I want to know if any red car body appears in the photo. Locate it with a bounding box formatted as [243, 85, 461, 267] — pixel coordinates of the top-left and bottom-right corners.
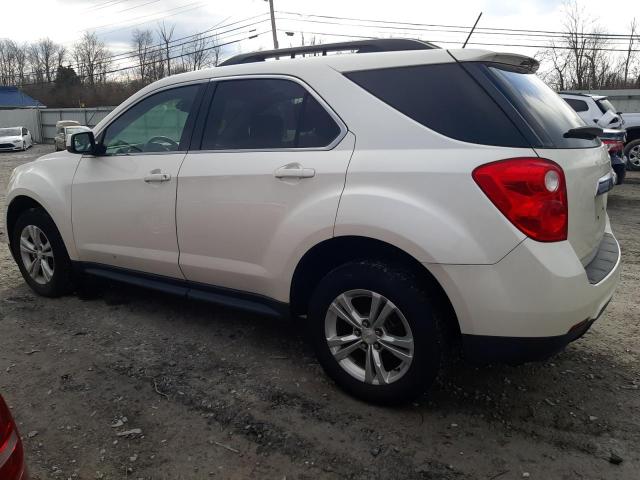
[0, 394, 27, 480]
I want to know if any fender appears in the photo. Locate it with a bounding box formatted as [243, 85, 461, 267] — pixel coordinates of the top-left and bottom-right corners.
[5, 152, 81, 260]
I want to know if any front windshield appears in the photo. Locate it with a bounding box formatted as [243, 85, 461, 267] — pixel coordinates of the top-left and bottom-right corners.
[0, 128, 21, 137]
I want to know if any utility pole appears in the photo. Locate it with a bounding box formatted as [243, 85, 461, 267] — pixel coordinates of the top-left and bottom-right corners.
[266, 0, 279, 49]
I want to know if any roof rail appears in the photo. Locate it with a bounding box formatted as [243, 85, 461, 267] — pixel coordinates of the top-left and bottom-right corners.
[220, 38, 439, 66]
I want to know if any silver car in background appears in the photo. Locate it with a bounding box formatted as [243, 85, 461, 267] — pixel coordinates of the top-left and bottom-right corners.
[54, 123, 90, 151]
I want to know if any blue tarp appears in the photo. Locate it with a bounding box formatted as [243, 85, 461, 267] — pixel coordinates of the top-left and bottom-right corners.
[0, 86, 45, 108]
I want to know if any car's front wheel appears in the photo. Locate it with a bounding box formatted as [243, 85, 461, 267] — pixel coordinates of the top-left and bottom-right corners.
[11, 208, 74, 297]
[309, 261, 446, 404]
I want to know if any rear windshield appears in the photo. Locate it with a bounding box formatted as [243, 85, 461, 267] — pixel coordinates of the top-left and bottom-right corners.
[596, 98, 616, 114]
[344, 63, 529, 147]
[487, 66, 599, 148]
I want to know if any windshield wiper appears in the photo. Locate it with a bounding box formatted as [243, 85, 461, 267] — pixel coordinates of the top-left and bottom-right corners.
[563, 126, 603, 140]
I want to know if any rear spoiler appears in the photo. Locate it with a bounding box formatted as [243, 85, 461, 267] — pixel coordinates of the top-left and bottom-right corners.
[448, 50, 539, 74]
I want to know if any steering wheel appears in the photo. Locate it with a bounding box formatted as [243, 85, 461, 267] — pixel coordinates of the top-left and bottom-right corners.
[110, 139, 143, 154]
[146, 136, 179, 151]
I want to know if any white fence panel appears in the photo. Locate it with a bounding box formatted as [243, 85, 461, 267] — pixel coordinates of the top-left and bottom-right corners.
[39, 107, 115, 143]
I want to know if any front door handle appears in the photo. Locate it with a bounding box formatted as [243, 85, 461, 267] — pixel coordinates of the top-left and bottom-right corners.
[144, 171, 171, 183]
[274, 163, 315, 179]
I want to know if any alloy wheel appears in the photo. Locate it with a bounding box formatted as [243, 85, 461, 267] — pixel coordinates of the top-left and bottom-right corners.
[629, 145, 640, 169]
[19, 225, 55, 285]
[324, 289, 414, 385]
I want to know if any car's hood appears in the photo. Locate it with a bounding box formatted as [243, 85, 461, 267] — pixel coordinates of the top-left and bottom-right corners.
[0, 136, 21, 143]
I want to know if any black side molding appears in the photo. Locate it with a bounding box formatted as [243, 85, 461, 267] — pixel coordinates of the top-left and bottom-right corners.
[76, 262, 289, 318]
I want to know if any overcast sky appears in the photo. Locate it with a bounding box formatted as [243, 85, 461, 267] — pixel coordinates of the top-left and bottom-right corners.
[4, 0, 639, 67]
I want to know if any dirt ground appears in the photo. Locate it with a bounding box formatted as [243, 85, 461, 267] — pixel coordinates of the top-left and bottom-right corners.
[1, 144, 639, 480]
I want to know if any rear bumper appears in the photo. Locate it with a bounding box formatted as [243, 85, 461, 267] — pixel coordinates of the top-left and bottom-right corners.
[428, 227, 621, 363]
[461, 305, 605, 364]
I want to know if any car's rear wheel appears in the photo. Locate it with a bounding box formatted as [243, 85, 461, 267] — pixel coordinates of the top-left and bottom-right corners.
[625, 139, 640, 171]
[11, 208, 74, 297]
[309, 261, 446, 405]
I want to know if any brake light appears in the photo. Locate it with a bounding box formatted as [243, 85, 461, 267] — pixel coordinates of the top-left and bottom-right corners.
[472, 157, 568, 242]
[0, 396, 25, 480]
[601, 139, 624, 152]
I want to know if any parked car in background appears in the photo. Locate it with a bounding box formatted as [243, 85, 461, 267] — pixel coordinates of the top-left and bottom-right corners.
[559, 92, 624, 129]
[560, 92, 640, 170]
[4, 40, 621, 403]
[601, 129, 627, 185]
[0, 127, 33, 152]
[54, 125, 90, 151]
[0, 394, 27, 479]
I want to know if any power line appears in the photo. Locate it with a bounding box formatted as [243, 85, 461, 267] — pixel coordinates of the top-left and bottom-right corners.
[277, 10, 640, 39]
[278, 29, 640, 53]
[276, 13, 638, 45]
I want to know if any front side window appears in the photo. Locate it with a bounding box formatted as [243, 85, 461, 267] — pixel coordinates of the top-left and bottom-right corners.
[102, 84, 199, 155]
[22, 128, 28, 135]
[201, 78, 341, 150]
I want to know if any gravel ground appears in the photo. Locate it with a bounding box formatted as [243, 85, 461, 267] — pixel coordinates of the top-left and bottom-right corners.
[1, 144, 639, 480]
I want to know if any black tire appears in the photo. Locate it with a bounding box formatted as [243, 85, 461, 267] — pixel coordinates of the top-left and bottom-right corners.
[612, 163, 626, 185]
[11, 208, 74, 297]
[624, 139, 640, 171]
[309, 260, 446, 405]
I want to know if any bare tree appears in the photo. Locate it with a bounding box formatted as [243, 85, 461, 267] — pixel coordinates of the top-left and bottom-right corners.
[181, 33, 219, 71]
[73, 31, 111, 85]
[539, 1, 638, 90]
[157, 21, 175, 75]
[132, 29, 154, 83]
[623, 18, 638, 85]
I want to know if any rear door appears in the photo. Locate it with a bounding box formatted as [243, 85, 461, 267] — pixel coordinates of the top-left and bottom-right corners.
[176, 76, 353, 298]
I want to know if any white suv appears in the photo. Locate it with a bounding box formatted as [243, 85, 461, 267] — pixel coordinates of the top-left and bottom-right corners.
[3, 40, 621, 404]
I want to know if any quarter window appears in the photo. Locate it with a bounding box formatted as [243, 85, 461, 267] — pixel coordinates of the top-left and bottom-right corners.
[200, 78, 341, 150]
[564, 98, 589, 113]
[102, 84, 199, 155]
[345, 63, 529, 147]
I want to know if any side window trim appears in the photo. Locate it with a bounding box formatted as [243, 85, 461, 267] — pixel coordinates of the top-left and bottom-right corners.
[190, 74, 348, 153]
[94, 81, 208, 156]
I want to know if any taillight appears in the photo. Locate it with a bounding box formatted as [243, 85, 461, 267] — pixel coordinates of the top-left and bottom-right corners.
[601, 139, 624, 152]
[0, 396, 25, 480]
[472, 157, 568, 242]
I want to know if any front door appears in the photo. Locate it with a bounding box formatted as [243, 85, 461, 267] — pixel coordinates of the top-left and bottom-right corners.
[72, 83, 203, 278]
[177, 77, 353, 300]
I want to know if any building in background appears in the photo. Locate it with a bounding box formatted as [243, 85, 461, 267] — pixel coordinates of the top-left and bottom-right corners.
[0, 86, 46, 109]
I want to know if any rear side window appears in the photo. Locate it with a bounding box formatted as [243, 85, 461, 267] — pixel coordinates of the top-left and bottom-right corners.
[201, 78, 341, 150]
[345, 63, 528, 147]
[564, 98, 589, 112]
[487, 67, 598, 148]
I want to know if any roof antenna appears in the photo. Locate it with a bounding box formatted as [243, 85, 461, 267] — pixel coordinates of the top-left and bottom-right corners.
[462, 12, 483, 48]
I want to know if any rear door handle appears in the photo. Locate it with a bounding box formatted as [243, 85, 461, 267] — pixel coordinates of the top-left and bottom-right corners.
[144, 171, 171, 183]
[274, 163, 315, 179]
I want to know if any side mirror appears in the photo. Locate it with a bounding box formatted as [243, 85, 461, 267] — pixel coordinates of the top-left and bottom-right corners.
[67, 131, 98, 155]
